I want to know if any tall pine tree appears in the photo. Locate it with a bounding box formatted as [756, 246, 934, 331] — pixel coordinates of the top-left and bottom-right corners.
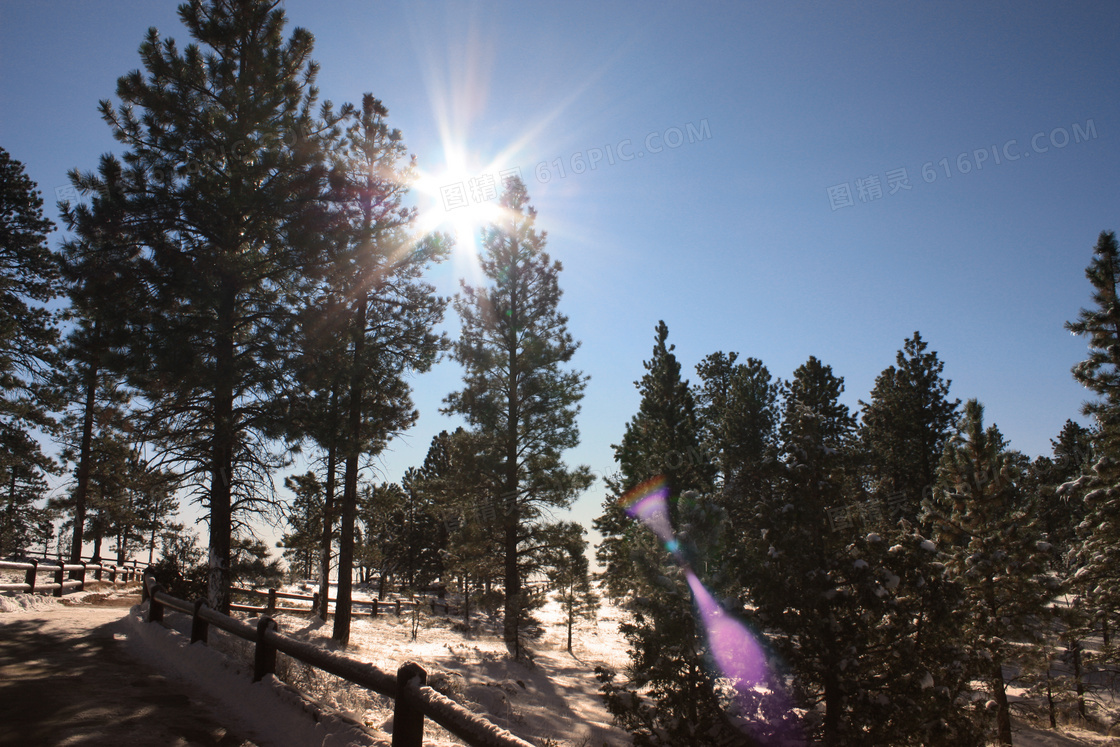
[444, 177, 591, 657]
[1065, 230, 1120, 652]
[924, 400, 1053, 745]
[96, 0, 333, 611]
[57, 153, 143, 563]
[860, 332, 959, 521]
[0, 146, 60, 536]
[318, 93, 448, 645]
[594, 324, 749, 745]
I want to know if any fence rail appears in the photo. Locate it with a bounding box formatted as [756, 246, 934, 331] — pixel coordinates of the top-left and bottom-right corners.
[0, 558, 144, 596]
[229, 586, 458, 618]
[144, 576, 534, 747]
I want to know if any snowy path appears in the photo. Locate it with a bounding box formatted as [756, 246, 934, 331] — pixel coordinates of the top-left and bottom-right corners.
[0, 593, 258, 747]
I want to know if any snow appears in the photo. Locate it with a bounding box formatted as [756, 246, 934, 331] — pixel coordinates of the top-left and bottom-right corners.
[920, 539, 937, 552]
[0, 591, 59, 613]
[114, 603, 386, 747]
[265, 589, 632, 746]
[109, 583, 629, 745]
[10, 582, 1116, 747]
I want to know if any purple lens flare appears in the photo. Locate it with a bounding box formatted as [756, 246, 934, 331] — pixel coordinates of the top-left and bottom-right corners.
[618, 475, 802, 742]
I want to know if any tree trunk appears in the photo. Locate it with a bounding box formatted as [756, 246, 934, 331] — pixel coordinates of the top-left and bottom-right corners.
[208, 281, 236, 614]
[4, 472, 16, 555]
[991, 658, 1013, 745]
[566, 589, 574, 653]
[1046, 671, 1056, 728]
[823, 665, 841, 746]
[70, 322, 101, 564]
[316, 385, 340, 620]
[502, 288, 522, 656]
[463, 573, 471, 626]
[502, 501, 521, 657]
[332, 294, 367, 646]
[1072, 640, 1086, 719]
[90, 526, 103, 563]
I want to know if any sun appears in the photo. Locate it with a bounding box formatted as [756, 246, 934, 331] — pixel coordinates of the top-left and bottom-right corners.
[414, 143, 512, 263]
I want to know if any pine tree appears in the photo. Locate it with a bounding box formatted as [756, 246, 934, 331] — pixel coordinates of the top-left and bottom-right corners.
[593, 325, 746, 745]
[0, 146, 60, 524]
[541, 521, 598, 653]
[355, 481, 406, 594]
[95, 0, 334, 612]
[444, 177, 591, 657]
[1065, 230, 1120, 653]
[755, 356, 862, 744]
[0, 445, 54, 557]
[57, 153, 144, 563]
[860, 332, 959, 520]
[130, 453, 179, 565]
[318, 93, 448, 645]
[285, 295, 348, 619]
[594, 321, 713, 600]
[693, 351, 780, 586]
[397, 466, 447, 590]
[421, 428, 502, 625]
[280, 471, 323, 581]
[694, 351, 779, 495]
[924, 400, 1054, 745]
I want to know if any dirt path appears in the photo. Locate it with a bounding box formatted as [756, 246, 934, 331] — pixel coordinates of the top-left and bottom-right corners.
[0, 594, 259, 747]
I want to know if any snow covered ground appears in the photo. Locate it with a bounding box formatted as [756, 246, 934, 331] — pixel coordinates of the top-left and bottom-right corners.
[5, 582, 1118, 745]
[263, 586, 632, 746]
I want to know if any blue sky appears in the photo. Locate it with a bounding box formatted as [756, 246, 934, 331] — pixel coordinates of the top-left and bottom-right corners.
[2, 1, 1118, 550]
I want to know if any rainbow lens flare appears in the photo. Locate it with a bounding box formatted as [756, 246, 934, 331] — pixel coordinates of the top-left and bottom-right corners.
[618, 476, 679, 554]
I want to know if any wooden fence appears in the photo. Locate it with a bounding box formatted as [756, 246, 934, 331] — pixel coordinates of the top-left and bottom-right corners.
[143, 575, 534, 747]
[230, 586, 457, 618]
[0, 558, 144, 596]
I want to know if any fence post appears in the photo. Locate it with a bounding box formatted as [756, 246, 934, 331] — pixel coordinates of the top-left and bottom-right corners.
[266, 588, 277, 615]
[147, 581, 165, 623]
[191, 599, 210, 644]
[78, 562, 88, 591]
[392, 662, 427, 747]
[371, 599, 378, 617]
[312, 591, 319, 617]
[395, 599, 401, 616]
[253, 617, 278, 682]
[53, 564, 65, 597]
[24, 560, 37, 594]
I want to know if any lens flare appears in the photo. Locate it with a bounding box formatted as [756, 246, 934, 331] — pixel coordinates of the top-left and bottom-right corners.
[620, 475, 802, 742]
[618, 476, 678, 551]
[684, 570, 768, 688]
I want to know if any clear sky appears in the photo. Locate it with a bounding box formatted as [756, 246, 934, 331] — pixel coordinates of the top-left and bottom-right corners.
[2, 1, 1118, 552]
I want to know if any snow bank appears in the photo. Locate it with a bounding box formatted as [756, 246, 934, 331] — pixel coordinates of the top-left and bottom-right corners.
[115, 605, 390, 747]
[0, 592, 59, 614]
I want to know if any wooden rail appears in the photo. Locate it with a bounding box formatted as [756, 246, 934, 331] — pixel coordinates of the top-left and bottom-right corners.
[229, 586, 458, 617]
[0, 558, 143, 596]
[143, 576, 534, 747]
